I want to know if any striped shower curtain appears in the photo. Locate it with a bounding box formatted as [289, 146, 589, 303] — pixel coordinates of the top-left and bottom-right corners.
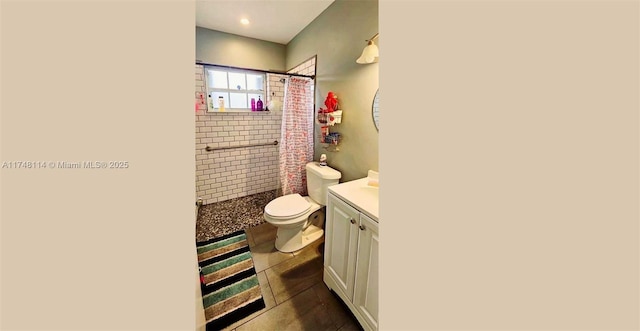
[279, 76, 314, 196]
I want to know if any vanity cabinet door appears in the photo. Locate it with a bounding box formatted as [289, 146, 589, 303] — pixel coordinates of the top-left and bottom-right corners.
[353, 213, 379, 331]
[324, 193, 360, 300]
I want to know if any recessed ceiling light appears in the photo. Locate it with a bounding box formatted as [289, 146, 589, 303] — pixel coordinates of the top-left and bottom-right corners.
[240, 18, 250, 25]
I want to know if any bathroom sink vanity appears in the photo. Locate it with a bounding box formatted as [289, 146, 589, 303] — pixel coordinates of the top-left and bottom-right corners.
[323, 175, 379, 331]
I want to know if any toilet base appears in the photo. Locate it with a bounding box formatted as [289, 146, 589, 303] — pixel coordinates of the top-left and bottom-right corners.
[274, 224, 324, 253]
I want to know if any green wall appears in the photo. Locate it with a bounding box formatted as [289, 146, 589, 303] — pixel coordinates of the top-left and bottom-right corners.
[196, 27, 286, 71]
[286, 0, 379, 182]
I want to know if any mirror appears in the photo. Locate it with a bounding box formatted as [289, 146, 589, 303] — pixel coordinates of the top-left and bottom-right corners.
[372, 89, 379, 131]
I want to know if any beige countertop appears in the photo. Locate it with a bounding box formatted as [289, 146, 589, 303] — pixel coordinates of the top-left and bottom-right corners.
[328, 177, 379, 221]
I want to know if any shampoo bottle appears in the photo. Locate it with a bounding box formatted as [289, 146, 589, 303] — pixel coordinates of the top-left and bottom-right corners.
[218, 96, 225, 112]
[256, 96, 263, 111]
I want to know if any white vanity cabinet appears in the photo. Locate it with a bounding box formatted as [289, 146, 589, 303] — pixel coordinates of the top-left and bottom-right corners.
[324, 193, 360, 300]
[352, 212, 379, 330]
[323, 178, 379, 331]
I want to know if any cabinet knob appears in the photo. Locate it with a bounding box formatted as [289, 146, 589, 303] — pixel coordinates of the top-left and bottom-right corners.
[359, 225, 365, 231]
[350, 218, 356, 224]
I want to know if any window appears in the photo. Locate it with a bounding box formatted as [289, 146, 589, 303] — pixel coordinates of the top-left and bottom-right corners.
[204, 65, 266, 112]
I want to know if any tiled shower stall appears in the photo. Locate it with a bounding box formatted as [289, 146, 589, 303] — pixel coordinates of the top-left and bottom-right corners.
[195, 57, 316, 205]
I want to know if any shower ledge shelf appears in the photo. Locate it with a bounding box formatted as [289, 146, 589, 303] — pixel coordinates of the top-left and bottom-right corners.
[207, 110, 272, 113]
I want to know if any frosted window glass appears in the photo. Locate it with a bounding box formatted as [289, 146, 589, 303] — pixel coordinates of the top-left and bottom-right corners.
[246, 74, 264, 91]
[229, 93, 247, 108]
[208, 70, 228, 89]
[204, 65, 268, 111]
[228, 73, 246, 90]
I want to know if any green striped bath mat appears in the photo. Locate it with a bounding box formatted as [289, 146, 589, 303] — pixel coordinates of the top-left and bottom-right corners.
[197, 231, 265, 330]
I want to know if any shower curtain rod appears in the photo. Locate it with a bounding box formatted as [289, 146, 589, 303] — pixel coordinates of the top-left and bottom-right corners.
[196, 61, 315, 79]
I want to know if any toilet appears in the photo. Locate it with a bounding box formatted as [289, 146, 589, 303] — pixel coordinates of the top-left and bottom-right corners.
[264, 162, 341, 252]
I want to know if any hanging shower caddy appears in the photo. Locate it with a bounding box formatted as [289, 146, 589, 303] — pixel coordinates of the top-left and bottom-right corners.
[317, 91, 342, 150]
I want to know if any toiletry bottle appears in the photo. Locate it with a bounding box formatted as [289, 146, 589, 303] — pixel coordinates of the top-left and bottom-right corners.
[218, 96, 225, 112]
[256, 96, 263, 111]
[251, 98, 256, 111]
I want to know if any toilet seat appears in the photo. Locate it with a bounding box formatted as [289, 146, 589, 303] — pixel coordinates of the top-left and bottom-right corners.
[264, 194, 311, 220]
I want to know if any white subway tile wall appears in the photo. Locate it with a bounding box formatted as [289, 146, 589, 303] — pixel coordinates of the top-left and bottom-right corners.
[267, 73, 286, 113]
[195, 58, 315, 205]
[288, 57, 316, 76]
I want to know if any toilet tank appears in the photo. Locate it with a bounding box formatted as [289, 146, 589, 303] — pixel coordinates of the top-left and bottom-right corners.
[306, 162, 341, 205]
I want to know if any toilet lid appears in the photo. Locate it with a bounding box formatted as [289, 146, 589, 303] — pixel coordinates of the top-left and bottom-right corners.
[265, 194, 311, 219]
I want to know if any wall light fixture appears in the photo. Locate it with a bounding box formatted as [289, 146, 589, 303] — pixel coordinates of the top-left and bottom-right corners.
[356, 33, 379, 64]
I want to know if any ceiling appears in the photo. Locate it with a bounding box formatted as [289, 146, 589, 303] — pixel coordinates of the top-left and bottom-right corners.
[196, 1, 335, 45]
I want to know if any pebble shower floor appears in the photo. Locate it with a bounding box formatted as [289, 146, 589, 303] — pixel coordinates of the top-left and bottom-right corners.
[196, 190, 277, 242]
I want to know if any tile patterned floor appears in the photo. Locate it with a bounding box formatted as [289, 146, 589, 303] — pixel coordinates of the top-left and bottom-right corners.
[226, 222, 363, 331]
[196, 191, 363, 331]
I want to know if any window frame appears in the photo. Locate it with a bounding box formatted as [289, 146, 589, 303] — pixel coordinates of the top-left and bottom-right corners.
[203, 65, 266, 113]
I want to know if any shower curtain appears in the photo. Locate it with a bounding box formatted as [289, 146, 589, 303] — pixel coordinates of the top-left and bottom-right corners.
[279, 76, 314, 196]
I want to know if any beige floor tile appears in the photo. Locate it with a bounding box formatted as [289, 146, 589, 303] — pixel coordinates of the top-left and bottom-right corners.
[245, 229, 256, 247]
[257, 270, 277, 310]
[265, 242, 325, 305]
[292, 236, 325, 258]
[250, 240, 294, 273]
[199, 195, 358, 331]
[311, 283, 363, 331]
[248, 222, 277, 246]
[337, 321, 364, 331]
[236, 286, 337, 331]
